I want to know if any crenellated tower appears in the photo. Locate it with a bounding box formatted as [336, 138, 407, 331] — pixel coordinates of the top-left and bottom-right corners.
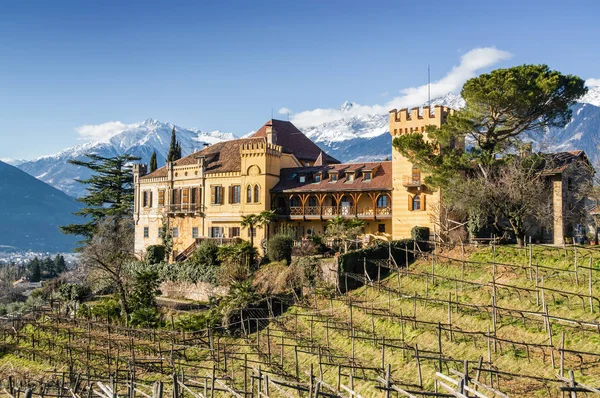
[389, 105, 457, 239]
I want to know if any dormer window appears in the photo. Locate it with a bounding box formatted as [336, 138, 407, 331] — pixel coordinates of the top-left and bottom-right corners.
[329, 172, 338, 182]
[299, 175, 306, 183]
[363, 171, 372, 181]
[314, 173, 322, 183]
[346, 172, 355, 183]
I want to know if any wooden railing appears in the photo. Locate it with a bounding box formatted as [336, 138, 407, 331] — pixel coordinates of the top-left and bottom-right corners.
[402, 175, 423, 187]
[165, 204, 203, 214]
[285, 206, 392, 218]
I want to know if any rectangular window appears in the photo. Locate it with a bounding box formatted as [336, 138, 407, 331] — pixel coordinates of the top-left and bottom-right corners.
[346, 173, 355, 182]
[143, 227, 149, 238]
[230, 185, 241, 204]
[330, 173, 338, 182]
[363, 172, 371, 181]
[191, 187, 198, 204]
[172, 227, 179, 238]
[229, 227, 240, 238]
[247, 227, 256, 238]
[158, 190, 165, 206]
[182, 188, 190, 204]
[314, 174, 321, 183]
[378, 224, 386, 233]
[211, 186, 223, 205]
[211, 227, 224, 238]
[192, 227, 199, 239]
[143, 191, 153, 207]
[299, 175, 306, 183]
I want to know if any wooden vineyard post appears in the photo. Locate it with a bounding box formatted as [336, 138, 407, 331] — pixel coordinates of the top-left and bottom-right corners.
[574, 244, 579, 286]
[437, 322, 443, 372]
[415, 344, 423, 388]
[448, 293, 453, 342]
[560, 331, 565, 377]
[590, 258, 594, 314]
[528, 236, 533, 280]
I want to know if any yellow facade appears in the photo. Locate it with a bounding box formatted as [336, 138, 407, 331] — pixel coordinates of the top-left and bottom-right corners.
[134, 133, 303, 259]
[388, 105, 455, 239]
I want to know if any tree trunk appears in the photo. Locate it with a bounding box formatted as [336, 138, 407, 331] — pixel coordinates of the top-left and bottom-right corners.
[116, 281, 129, 318]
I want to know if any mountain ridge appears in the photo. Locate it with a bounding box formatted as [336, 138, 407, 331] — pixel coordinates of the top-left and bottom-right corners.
[15, 88, 600, 196]
[0, 160, 81, 251]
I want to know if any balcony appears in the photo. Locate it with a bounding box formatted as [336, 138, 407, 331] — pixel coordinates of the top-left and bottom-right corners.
[402, 175, 423, 188]
[164, 204, 203, 215]
[285, 206, 391, 219]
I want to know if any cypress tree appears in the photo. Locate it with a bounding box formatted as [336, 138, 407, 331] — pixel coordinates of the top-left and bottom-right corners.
[167, 127, 182, 162]
[60, 153, 140, 247]
[54, 254, 67, 274]
[149, 151, 158, 173]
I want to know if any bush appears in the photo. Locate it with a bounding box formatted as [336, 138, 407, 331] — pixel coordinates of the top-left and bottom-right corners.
[268, 234, 294, 264]
[91, 297, 121, 321]
[175, 312, 218, 331]
[217, 242, 258, 285]
[129, 307, 162, 328]
[146, 245, 166, 264]
[411, 226, 430, 242]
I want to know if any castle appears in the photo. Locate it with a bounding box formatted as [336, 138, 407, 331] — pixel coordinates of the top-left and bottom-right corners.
[133, 106, 593, 259]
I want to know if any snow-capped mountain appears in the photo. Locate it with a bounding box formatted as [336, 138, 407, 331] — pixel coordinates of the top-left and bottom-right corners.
[310, 89, 600, 164]
[17, 119, 235, 197]
[307, 93, 464, 162]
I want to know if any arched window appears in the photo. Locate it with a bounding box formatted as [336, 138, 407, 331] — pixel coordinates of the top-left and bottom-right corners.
[412, 194, 421, 211]
[254, 185, 260, 203]
[290, 196, 301, 207]
[246, 185, 252, 203]
[377, 195, 388, 208]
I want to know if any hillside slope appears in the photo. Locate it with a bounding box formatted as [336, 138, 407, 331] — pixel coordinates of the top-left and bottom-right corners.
[0, 160, 81, 251]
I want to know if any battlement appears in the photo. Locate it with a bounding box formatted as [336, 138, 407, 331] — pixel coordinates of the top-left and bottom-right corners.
[240, 141, 282, 157]
[132, 163, 147, 177]
[388, 105, 454, 136]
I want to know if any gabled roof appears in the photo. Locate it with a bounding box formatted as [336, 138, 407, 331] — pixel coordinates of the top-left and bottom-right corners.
[540, 150, 593, 175]
[272, 161, 392, 193]
[141, 138, 264, 179]
[251, 119, 340, 164]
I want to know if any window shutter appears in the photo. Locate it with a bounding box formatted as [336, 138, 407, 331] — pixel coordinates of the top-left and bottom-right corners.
[149, 191, 153, 207]
[422, 194, 426, 211]
[229, 186, 233, 204]
[408, 195, 412, 211]
[211, 187, 216, 204]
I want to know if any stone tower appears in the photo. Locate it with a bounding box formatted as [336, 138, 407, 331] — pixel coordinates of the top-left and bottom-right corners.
[388, 105, 456, 239]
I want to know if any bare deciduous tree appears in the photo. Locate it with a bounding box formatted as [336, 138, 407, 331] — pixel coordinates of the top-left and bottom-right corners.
[80, 217, 135, 317]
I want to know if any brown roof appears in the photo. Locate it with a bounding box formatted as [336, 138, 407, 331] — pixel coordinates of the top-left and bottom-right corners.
[271, 161, 393, 193]
[541, 150, 591, 174]
[141, 138, 264, 179]
[251, 119, 340, 164]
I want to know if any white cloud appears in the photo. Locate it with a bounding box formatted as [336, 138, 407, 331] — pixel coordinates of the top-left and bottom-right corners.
[291, 47, 513, 128]
[586, 78, 600, 87]
[278, 107, 293, 115]
[76, 121, 133, 142]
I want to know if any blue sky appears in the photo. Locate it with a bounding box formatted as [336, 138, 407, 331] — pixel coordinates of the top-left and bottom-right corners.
[0, 0, 599, 159]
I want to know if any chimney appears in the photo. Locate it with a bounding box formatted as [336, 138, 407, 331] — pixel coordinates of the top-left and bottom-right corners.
[266, 123, 276, 145]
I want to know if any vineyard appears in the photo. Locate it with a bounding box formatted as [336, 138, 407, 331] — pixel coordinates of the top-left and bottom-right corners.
[1, 242, 600, 397]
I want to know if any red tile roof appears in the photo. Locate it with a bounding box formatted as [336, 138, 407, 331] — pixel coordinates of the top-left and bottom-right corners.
[271, 161, 393, 193]
[141, 138, 264, 179]
[251, 119, 340, 164]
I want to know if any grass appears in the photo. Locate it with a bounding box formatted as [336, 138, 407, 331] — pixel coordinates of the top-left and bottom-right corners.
[2, 244, 600, 397]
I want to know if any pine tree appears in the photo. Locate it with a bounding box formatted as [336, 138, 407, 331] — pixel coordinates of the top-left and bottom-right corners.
[149, 151, 158, 173]
[60, 153, 140, 246]
[167, 127, 182, 162]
